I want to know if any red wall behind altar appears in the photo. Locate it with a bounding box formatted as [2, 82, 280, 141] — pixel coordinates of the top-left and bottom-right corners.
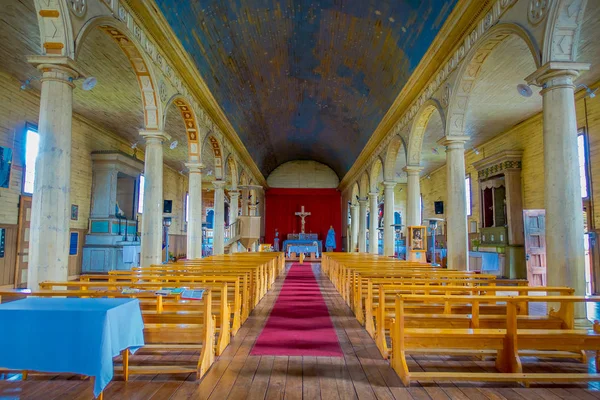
[265, 188, 342, 251]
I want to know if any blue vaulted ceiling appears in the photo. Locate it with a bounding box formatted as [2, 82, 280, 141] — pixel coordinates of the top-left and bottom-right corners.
[155, 0, 458, 178]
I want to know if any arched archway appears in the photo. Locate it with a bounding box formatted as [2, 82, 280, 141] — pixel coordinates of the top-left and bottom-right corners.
[164, 95, 201, 162]
[75, 18, 163, 131]
[34, 0, 74, 58]
[543, 0, 589, 63]
[226, 155, 239, 190]
[359, 172, 370, 199]
[369, 157, 384, 193]
[407, 99, 446, 166]
[446, 23, 541, 137]
[384, 135, 407, 182]
[203, 133, 224, 180]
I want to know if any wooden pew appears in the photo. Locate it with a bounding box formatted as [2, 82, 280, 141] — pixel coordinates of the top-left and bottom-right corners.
[39, 280, 232, 356]
[80, 273, 245, 335]
[0, 288, 216, 381]
[371, 285, 575, 358]
[390, 294, 600, 386]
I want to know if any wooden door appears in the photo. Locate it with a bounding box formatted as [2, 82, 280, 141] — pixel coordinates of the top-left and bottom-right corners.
[523, 209, 546, 286]
[14, 196, 32, 288]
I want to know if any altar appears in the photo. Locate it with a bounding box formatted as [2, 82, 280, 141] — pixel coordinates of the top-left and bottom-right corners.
[283, 206, 323, 260]
[283, 233, 323, 257]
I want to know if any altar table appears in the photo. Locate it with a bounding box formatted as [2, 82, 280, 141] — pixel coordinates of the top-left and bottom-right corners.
[283, 240, 323, 256]
[287, 244, 320, 258]
[0, 297, 145, 397]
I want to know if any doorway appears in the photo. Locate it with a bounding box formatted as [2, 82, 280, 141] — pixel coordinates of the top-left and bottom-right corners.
[14, 196, 32, 288]
[523, 209, 546, 287]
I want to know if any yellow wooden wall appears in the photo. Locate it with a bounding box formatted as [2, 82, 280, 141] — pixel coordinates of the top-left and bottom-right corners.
[420, 83, 600, 231]
[0, 72, 189, 282]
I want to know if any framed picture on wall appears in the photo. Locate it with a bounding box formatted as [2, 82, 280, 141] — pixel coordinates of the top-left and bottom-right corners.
[0, 146, 13, 189]
[408, 226, 426, 252]
[71, 204, 79, 221]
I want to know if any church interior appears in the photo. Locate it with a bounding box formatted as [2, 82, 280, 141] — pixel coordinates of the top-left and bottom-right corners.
[1, 0, 600, 398]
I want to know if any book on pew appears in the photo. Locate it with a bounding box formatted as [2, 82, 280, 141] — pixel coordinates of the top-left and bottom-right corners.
[181, 289, 205, 300]
[154, 288, 185, 296]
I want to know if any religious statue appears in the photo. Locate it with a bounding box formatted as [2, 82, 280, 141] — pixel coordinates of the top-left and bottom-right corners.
[326, 225, 336, 252]
[295, 205, 311, 234]
[412, 228, 423, 250]
[274, 228, 280, 252]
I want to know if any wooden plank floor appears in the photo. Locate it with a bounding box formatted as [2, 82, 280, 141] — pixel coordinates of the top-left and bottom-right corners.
[2, 263, 600, 399]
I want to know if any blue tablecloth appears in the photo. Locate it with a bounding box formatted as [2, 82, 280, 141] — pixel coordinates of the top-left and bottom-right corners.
[287, 245, 320, 258]
[0, 297, 145, 396]
[283, 239, 323, 255]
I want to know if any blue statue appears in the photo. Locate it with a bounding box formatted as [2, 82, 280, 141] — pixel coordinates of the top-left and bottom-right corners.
[326, 225, 336, 252]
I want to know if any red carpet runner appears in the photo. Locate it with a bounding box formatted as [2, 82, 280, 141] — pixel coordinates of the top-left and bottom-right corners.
[250, 263, 343, 356]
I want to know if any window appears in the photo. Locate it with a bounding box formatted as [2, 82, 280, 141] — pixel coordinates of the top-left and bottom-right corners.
[137, 175, 145, 214]
[69, 232, 79, 256]
[465, 175, 472, 216]
[578, 132, 589, 199]
[185, 192, 189, 223]
[23, 127, 40, 194]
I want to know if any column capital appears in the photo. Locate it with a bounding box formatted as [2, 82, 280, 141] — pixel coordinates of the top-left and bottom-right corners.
[212, 180, 227, 190]
[140, 130, 171, 143]
[358, 197, 369, 205]
[438, 135, 469, 149]
[185, 162, 205, 173]
[229, 190, 241, 197]
[350, 203, 359, 210]
[27, 55, 88, 86]
[368, 192, 379, 198]
[383, 181, 397, 189]
[403, 165, 423, 175]
[525, 61, 591, 89]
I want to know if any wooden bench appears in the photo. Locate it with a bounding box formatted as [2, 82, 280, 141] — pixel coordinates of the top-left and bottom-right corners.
[370, 285, 575, 358]
[390, 294, 600, 386]
[0, 288, 216, 381]
[39, 280, 232, 356]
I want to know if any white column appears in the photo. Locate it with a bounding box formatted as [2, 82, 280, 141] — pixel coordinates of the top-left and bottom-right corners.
[229, 190, 240, 226]
[358, 198, 368, 253]
[186, 162, 203, 259]
[383, 181, 396, 257]
[249, 203, 258, 252]
[527, 62, 590, 319]
[241, 187, 249, 216]
[228, 190, 240, 253]
[404, 165, 423, 227]
[350, 204, 359, 252]
[212, 180, 226, 255]
[369, 192, 379, 254]
[26, 58, 83, 289]
[140, 130, 171, 267]
[440, 136, 469, 271]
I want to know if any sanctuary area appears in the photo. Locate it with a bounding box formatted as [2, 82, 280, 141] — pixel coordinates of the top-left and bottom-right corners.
[0, 0, 600, 399]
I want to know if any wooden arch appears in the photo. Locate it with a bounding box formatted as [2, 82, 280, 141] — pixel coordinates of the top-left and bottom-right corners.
[446, 23, 541, 137]
[75, 17, 163, 130]
[543, 0, 589, 63]
[383, 135, 407, 182]
[359, 172, 370, 199]
[369, 157, 384, 193]
[406, 99, 445, 166]
[203, 133, 224, 180]
[164, 95, 201, 162]
[226, 155, 239, 189]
